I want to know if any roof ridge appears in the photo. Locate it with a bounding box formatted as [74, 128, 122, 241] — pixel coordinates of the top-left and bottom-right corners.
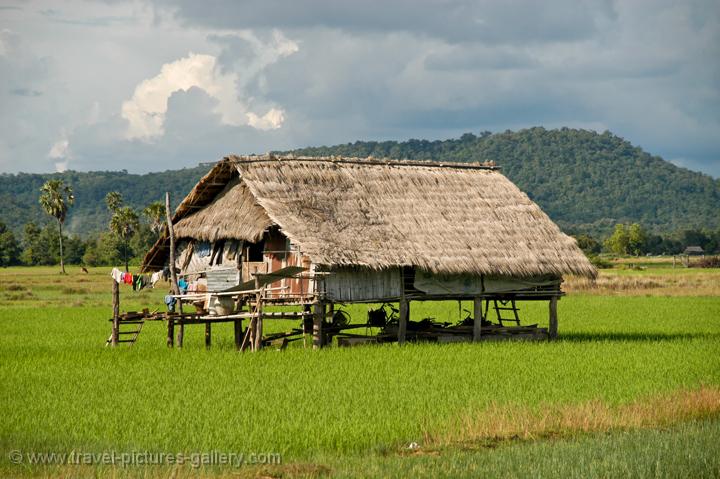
[224, 154, 500, 171]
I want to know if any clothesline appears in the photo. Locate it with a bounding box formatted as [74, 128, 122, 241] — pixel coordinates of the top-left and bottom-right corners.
[110, 267, 165, 291]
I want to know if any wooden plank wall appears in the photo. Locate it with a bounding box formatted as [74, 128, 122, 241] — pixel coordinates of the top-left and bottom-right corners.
[325, 267, 401, 302]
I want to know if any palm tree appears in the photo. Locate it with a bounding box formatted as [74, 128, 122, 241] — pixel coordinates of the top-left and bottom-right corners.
[106, 192, 139, 272]
[142, 201, 166, 238]
[39, 179, 74, 274]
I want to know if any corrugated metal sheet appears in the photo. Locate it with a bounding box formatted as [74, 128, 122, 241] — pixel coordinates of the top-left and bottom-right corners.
[207, 268, 240, 292]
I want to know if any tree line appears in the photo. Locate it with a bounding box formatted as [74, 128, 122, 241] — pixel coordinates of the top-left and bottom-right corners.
[0, 180, 718, 270]
[0, 179, 166, 271]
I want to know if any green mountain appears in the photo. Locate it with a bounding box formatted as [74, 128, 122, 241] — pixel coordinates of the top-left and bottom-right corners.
[1, 128, 718, 239]
[283, 128, 720, 236]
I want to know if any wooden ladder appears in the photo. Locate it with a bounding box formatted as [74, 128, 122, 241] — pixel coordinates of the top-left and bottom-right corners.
[105, 319, 145, 346]
[487, 299, 521, 327]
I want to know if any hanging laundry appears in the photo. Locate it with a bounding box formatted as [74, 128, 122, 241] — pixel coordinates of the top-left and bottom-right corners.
[162, 266, 170, 281]
[133, 274, 148, 291]
[164, 294, 176, 313]
[123, 272, 133, 285]
[150, 271, 163, 287]
[178, 278, 189, 294]
[110, 267, 123, 284]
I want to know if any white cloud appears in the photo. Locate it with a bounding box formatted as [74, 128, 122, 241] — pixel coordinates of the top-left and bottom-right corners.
[120, 31, 298, 140]
[48, 138, 70, 172]
[247, 108, 285, 130]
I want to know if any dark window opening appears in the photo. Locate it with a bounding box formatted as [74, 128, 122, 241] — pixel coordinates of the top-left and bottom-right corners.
[247, 240, 265, 262]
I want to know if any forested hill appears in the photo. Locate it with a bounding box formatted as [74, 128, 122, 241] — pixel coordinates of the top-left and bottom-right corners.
[284, 128, 720, 236]
[0, 166, 207, 236]
[0, 128, 718, 238]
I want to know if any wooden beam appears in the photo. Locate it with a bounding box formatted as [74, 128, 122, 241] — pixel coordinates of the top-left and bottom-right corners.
[312, 302, 325, 350]
[549, 297, 558, 339]
[473, 297, 483, 342]
[111, 279, 119, 347]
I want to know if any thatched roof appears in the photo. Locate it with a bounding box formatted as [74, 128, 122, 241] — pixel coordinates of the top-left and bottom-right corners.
[142, 155, 596, 278]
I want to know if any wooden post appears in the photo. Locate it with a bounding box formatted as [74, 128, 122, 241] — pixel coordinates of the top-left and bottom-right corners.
[313, 302, 325, 349]
[111, 279, 120, 346]
[165, 192, 180, 348]
[397, 268, 408, 344]
[165, 192, 180, 294]
[473, 296, 483, 342]
[177, 320, 184, 348]
[205, 322, 212, 349]
[398, 299, 408, 345]
[549, 297, 558, 339]
[167, 316, 175, 347]
[234, 320, 242, 350]
[253, 277, 264, 351]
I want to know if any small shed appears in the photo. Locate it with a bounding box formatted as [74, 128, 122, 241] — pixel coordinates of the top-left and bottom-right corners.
[141, 155, 596, 348]
[683, 246, 704, 256]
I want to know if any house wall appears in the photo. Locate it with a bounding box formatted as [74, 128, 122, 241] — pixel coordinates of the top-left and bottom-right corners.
[324, 267, 402, 302]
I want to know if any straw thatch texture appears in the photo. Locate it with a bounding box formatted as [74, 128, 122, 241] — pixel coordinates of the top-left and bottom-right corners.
[173, 177, 272, 243]
[141, 159, 238, 271]
[232, 156, 596, 278]
[143, 155, 596, 279]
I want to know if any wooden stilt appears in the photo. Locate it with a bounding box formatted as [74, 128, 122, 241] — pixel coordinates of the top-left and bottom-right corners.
[205, 322, 211, 349]
[473, 296, 483, 342]
[111, 280, 120, 347]
[398, 298, 408, 345]
[398, 268, 408, 344]
[549, 297, 558, 339]
[313, 302, 325, 349]
[177, 321, 184, 348]
[234, 320, 242, 350]
[253, 277, 264, 351]
[167, 316, 175, 347]
[165, 192, 180, 296]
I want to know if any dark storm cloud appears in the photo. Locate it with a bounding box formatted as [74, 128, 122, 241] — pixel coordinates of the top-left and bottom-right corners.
[153, 0, 616, 44]
[0, 0, 718, 178]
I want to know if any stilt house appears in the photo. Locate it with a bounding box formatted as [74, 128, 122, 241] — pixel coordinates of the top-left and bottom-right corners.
[141, 155, 596, 347]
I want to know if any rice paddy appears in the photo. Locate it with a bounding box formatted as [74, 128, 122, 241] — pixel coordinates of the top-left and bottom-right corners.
[0, 266, 719, 477]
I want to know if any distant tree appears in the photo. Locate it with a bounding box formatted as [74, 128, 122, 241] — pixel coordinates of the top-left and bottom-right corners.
[105, 191, 123, 212]
[106, 192, 139, 272]
[142, 201, 166, 238]
[604, 224, 630, 255]
[0, 221, 21, 266]
[39, 179, 74, 273]
[574, 234, 601, 255]
[20, 223, 42, 265]
[627, 223, 647, 256]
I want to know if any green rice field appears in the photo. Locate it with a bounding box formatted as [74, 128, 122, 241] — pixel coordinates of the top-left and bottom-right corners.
[0, 266, 719, 477]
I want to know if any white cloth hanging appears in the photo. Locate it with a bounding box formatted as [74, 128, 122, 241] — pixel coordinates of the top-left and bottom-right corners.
[110, 267, 123, 284]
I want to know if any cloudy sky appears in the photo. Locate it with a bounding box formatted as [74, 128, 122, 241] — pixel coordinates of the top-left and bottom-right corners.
[1, 1, 718, 177]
